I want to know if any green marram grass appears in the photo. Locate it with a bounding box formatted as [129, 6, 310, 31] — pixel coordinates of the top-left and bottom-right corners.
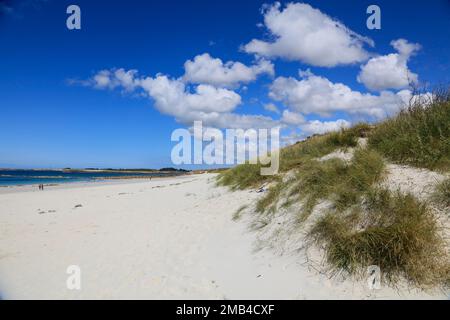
[308, 189, 449, 287]
[216, 163, 269, 190]
[217, 123, 372, 190]
[369, 90, 450, 171]
[232, 205, 248, 221]
[432, 178, 450, 209]
[257, 148, 385, 221]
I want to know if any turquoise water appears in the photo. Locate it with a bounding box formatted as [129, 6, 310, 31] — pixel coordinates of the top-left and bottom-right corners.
[0, 170, 175, 186]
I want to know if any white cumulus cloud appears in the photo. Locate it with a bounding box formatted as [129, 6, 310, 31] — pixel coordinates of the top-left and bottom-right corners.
[243, 2, 373, 67]
[357, 39, 421, 91]
[269, 70, 412, 119]
[300, 119, 351, 136]
[85, 69, 277, 129]
[183, 53, 274, 88]
[263, 103, 280, 114]
[139, 75, 241, 115]
[281, 110, 305, 125]
[92, 69, 139, 91]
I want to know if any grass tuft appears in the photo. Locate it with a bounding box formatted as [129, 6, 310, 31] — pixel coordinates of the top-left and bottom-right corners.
[431, 178, 450, 209]
[280, 125, 370, 172]
[216, 163, 269, 190]
[232, 205, 248, 221]
[217, 122, 373, 191]
[368, 90, 450, 171]
[255, 182, 282, 214]
[308, 189, 449, 287]
[288, 148, 385, 220]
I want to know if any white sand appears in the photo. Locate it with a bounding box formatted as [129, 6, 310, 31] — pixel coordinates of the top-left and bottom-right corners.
[0, 174, 446, 299]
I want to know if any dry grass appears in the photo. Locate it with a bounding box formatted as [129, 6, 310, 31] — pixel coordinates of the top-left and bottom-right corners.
[280, 148, 385, 221]
[218, 124, 372, 191]
[369, 89, 450, 171]
[232, 205, 248, 221]
[308, 189, 449, 287]
[431, 178, 450, 209]
[216, 163, 270, 190]
[280, 124, 371, 172]
[255, 182, 282, 214]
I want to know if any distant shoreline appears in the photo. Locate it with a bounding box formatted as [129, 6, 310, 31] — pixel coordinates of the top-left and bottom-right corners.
[0, 168, 189, 174]
[0, 172, 198, 194]
[0, 168, 191, 188]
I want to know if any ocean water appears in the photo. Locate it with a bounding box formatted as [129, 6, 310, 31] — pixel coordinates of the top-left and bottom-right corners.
[0, 170, 174, 186]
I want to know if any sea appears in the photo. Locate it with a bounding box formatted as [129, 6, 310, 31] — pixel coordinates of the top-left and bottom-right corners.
[0, 169, 176, 186]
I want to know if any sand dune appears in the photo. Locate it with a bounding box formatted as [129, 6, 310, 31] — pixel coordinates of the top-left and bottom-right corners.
[0, 174, 444, 299]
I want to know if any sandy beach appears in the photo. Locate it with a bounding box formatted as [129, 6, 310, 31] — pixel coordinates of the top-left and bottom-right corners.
[0, 173, 445, 300]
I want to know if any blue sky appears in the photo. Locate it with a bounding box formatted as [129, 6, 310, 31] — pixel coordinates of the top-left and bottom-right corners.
[0, 0, 449, 169]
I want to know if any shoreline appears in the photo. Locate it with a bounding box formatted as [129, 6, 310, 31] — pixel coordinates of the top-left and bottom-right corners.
[0, 173, 193, 195]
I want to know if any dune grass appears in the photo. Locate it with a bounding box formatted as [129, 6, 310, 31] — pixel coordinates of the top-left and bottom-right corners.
[368, 90, 450, 171]
[257, 148, 385, 220]
[232, 205, 248, 221]
[216, 163, 269, 190]
[308, 189, 449, 287]
[279, 124, 371, 172]
[218, 124, 372, 190]
[255, 183, 281, 214]
[432, 178, 450, 209]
